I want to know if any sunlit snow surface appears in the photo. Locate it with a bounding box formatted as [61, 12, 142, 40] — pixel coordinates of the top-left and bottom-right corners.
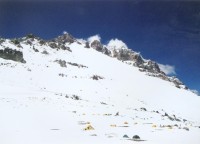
[0, 39, 200, 144]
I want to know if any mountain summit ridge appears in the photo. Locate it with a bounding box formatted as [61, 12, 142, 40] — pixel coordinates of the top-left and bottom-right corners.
[0, 32, 195, 94]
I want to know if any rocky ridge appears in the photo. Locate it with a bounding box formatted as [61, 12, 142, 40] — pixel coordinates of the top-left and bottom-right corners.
[0, 32, 194, 93]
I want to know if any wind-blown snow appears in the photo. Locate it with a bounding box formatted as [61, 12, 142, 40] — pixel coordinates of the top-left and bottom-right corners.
[158, 63, 176, 75]
[87, 34, 101, 43]
[0, 37, 200, 144]
[107, 38, 128, 50]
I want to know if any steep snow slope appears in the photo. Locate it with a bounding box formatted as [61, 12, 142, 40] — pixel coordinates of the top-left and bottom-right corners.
[0, 35, 200, 144]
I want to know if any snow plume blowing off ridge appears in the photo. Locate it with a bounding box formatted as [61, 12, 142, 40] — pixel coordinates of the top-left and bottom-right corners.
[87, 34, 101, 43]
[158, 63, 176, 75]
[63, 31, 68, 34]
[107, 38, 128, 50]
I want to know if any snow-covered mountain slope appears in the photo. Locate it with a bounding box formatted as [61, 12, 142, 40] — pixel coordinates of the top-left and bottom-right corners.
[0, 33, 200, 144]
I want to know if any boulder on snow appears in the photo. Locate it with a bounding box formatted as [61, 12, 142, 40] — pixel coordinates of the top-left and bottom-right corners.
[42, 50, 49, 55]
[132, 135, 140, 140]
[123, 134, 129, 138]
[140, 107, 147, 111]
[183, 127, 189, 131]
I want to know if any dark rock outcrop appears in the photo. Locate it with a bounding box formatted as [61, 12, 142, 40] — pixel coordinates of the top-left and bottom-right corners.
[142, 61, 160, 73]
[0, 48, 26, 63]
[85, 42, 90, 48]
[123, 134, 129, 138]
[54, 33, 75, 44]
[108, 47, 188, 89]
[90, 40, 111, 55]
[132, 135, 140, 140]
[183, 127, 189, 131]
[102, 47, 111, 55]
[91, 40, 103, 52]
[67, 62, 88, 68]
[48, 41, 72, 52]
[55, 59, 67, 67]
[91, 75, 104, 80]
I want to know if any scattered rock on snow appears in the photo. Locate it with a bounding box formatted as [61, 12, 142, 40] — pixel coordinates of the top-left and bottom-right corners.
[71, 95, 80, 100]
[58, 73, 67, 77]
[100, 102, 107, 105]
[91, 75, 104, 80]
[67, 62, 88, 68]
[183, 119, 187, 122]
[183, 127, 189, 131]
[33, 46, 39, 52]
[140, 107, 147, 111]
[55, 59, 67, 67]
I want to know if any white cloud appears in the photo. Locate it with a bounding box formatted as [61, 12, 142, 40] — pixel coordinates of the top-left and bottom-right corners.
[107, 38, 128, 50]
[87, 34, 101, 43]
[158, 63, 176, 75]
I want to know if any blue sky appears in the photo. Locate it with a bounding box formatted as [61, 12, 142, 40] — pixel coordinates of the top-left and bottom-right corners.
[0, 1, 200, 92]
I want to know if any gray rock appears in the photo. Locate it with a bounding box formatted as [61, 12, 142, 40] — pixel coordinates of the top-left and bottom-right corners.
[54, 33, 75, 44]
[72, 95, 80, 100]
[183, 127, 189, 131]
[0, 48, 26, 63]
[91, 75, 104, 80]
[67, 62, 88, 68]
[42, 50, 49, 55]
[85, 42, 90, 48]
[140, 107, 147, 111]
[33, 46, 39, 52]
[48, 42, 58, 49]
[132, 135, 140, 140]
[91, 40, 103, 52]
[60, 45, 72, 52]
[55, 60, 67, 67]
[123, 134, 129, 138]
[102, 47, 111, 55]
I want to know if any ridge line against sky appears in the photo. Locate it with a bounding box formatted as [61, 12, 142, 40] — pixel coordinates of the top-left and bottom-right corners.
[0, 0, 200, 92]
